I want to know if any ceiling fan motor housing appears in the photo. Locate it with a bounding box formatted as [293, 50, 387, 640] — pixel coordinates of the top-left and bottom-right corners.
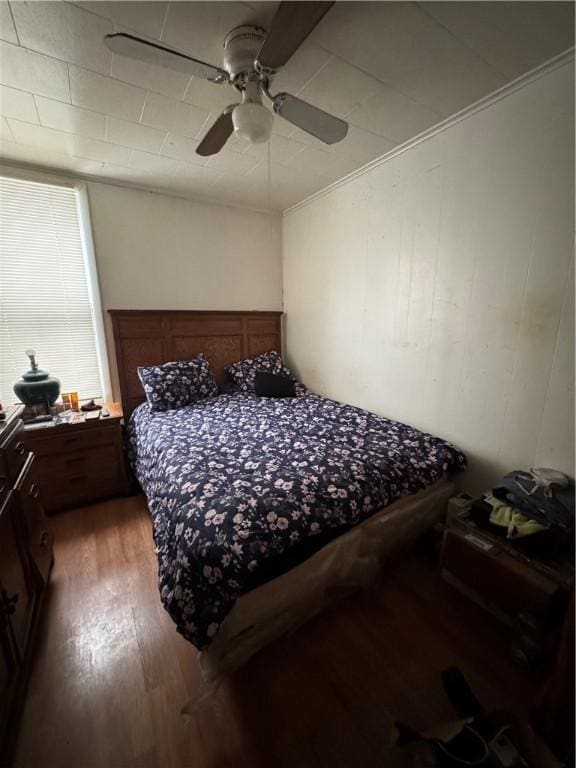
[223, 25, 268, 82]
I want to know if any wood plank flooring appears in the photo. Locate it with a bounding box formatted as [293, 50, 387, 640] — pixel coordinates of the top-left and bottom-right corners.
[12, 495, 537, 768]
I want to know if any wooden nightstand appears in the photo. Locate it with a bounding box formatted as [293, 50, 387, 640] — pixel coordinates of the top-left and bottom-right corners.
[24, 403, 130, 514]
[441, 500, 573, 668]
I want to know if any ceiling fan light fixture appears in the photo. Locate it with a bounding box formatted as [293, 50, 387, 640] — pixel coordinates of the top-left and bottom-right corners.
[232, 102, 273, 144]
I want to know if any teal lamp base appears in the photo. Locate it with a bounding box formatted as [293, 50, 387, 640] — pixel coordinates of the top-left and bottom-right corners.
[13, 349, 61, 407]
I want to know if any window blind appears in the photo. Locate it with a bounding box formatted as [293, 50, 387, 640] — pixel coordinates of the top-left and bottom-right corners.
[0, 176, 103, 405]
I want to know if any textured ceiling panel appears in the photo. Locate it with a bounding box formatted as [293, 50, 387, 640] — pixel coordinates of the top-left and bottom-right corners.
[0, 1, 573, 211]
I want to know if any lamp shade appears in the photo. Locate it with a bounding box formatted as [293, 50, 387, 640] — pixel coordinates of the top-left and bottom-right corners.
[232, 102, 273, 144]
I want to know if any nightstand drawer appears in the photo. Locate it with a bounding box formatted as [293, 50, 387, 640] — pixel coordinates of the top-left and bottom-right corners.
[29, 426, 117, 457]
[442, 530, 559, 616]
[39, 469, 123, 511]
[35, 445, 121, 479]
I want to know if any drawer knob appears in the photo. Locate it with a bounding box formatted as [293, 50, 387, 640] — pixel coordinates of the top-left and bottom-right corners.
[40, 530, 50, 547]
[29, 483, 40, 499]
[14, 441, 26, 455]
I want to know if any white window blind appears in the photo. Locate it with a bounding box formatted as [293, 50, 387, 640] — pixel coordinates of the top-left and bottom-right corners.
[0, 176, 104, 405]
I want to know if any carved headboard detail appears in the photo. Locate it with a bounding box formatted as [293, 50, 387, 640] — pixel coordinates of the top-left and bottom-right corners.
[109, 310, 283, 418]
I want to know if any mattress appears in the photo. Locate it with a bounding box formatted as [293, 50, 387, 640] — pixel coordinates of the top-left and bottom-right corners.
[197, 477, 455, 686]
[127, 391, 466, 649]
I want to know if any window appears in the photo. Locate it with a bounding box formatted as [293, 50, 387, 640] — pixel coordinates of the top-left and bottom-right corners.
[0, 175, 109, 405]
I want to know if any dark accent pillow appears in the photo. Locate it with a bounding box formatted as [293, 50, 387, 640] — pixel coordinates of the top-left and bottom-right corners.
[225, 351, 297, 393]
[138, 354, 218, 412]
[254, 372, 296, 398]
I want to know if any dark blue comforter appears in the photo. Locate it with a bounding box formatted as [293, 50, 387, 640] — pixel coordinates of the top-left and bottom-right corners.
[127, 393, 465, 649]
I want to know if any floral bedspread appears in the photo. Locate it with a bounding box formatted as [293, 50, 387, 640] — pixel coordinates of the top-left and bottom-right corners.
[127, 393, 466, 649]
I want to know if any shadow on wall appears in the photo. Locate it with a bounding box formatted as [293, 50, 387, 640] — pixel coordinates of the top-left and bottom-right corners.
[451, 452, 516, 499]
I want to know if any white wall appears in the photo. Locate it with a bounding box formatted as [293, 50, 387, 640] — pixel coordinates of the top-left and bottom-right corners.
[283, 61, 575, 495]
[86, 183, 282, 398]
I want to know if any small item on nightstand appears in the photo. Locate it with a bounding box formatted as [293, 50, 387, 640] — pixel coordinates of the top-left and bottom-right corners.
[26, 414, 53, 425]
[101, 407, 110, 418]
[84, 410, 100, 421]
[61, 391, 79, 411]
[80, 399, 102, 412]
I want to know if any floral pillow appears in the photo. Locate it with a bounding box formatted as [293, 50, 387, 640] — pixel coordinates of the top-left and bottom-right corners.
[225, 351, 304, 395]
[138, 354, 218, 412]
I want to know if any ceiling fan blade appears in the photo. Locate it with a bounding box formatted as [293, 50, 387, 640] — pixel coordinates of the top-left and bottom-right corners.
[104, 33, 229, 83]
[273, 93, 348, 145]
[256, 1, 334, 71]
[196, 107, 237, 156]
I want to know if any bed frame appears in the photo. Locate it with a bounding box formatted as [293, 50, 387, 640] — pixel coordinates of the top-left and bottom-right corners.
[108, 309, 282, 418]
[109, 308, 456, 692]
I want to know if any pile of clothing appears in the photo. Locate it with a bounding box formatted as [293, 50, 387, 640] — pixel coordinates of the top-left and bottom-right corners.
[475, 468, 574, 541]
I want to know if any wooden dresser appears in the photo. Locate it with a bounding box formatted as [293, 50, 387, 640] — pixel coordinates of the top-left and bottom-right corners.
[0, 406, 54, 763]
[24, 403, 130, 514]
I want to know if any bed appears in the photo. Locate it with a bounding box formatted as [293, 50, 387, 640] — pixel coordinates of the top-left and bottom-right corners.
[111, 310, 466, 681]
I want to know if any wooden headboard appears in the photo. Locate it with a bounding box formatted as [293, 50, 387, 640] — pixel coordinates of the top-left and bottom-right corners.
[109, 310, 283, 418]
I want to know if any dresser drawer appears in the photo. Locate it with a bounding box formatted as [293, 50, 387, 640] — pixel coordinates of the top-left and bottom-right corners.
[0, 493, 35, 660]
[28, 426, 118, 458]
[0, 456, 9, 501]
[12, 455, 54, 585]
[0, 421, 28, 487]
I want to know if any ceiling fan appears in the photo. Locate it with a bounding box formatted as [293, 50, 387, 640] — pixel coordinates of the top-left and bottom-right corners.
[104, 1, 348, 157]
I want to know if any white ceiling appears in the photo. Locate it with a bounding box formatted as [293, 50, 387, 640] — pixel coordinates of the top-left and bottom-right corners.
[0, 1, 573, 211]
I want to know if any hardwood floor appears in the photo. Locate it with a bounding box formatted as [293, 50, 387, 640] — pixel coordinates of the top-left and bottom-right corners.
[12, 495, 537, 768]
